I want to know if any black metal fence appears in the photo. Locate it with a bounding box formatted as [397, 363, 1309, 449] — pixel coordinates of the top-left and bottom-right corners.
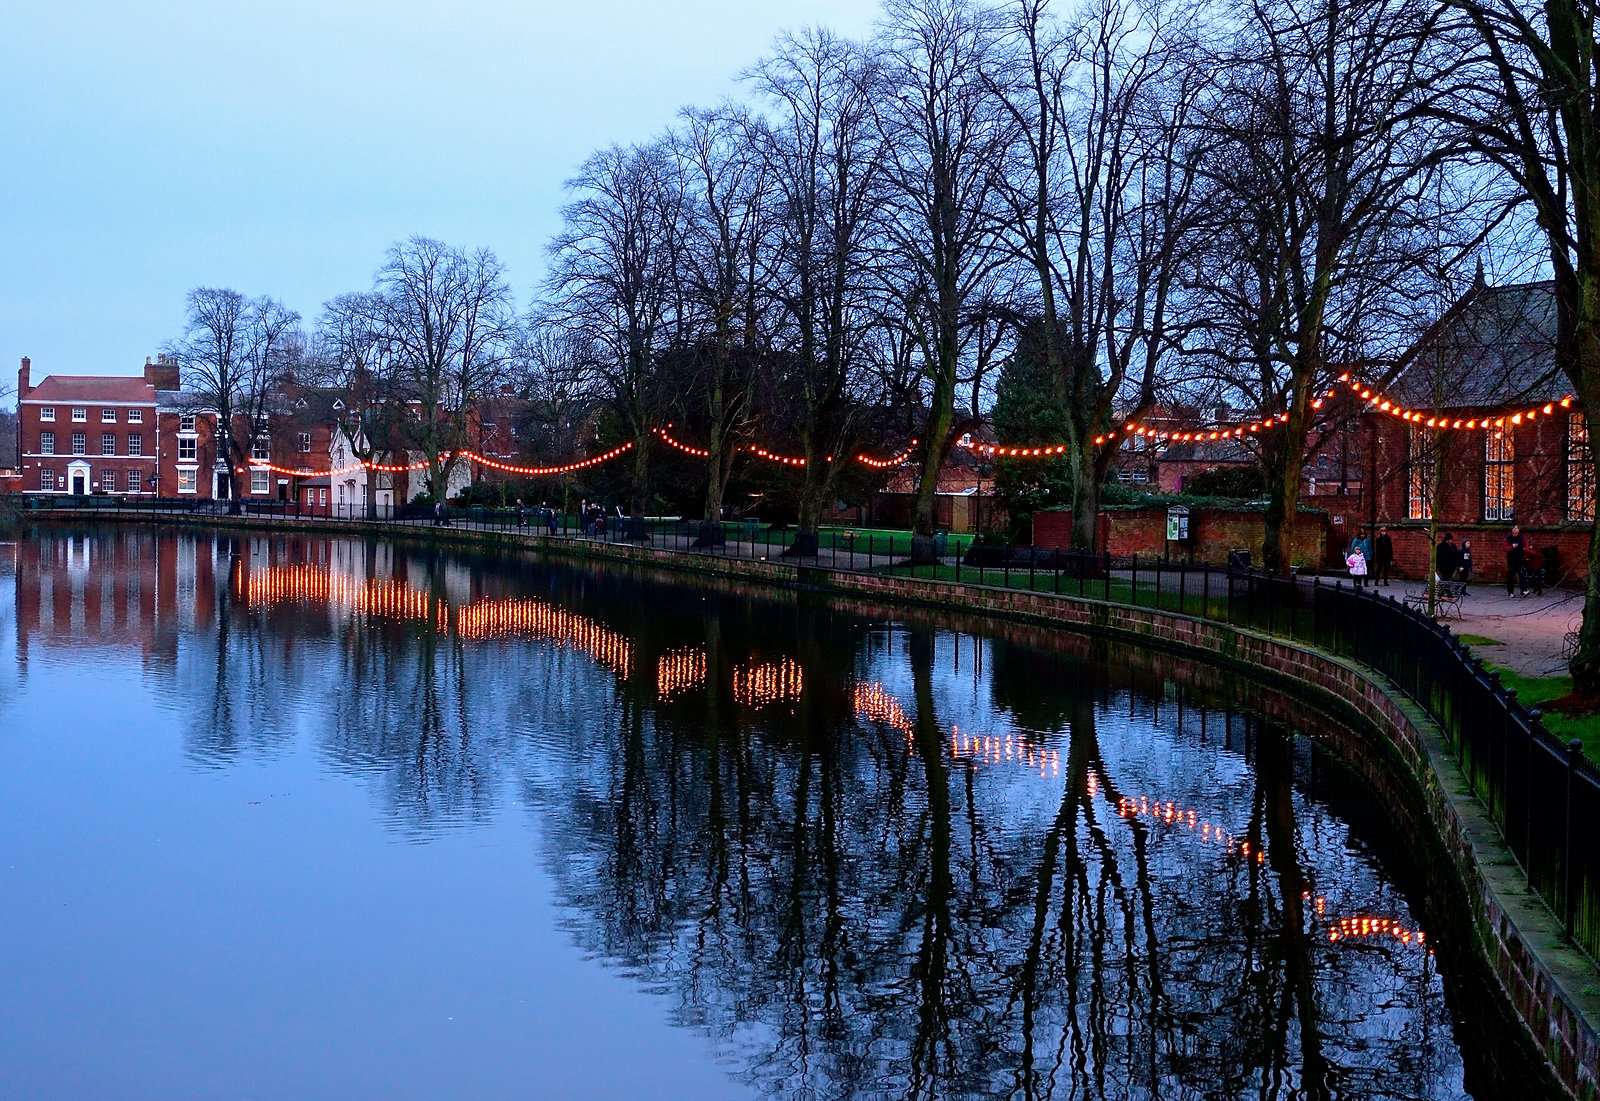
[20, 493, 1598, 962]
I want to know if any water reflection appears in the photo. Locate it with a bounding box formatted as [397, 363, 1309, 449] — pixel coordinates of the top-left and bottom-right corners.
[1, 527, 1527, 1100]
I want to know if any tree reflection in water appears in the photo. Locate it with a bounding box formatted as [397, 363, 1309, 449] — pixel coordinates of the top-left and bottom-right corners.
[14, 529, 1500, 1099]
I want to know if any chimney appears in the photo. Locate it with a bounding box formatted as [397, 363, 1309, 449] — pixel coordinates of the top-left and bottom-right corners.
[145, 353, 179, 392]
[17, 356, 29, 399]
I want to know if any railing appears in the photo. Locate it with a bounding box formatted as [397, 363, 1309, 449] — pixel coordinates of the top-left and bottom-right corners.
[22, 492, 1599, 962]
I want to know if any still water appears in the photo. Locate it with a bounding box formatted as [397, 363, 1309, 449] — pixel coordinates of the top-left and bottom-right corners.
[0, 527, 1507, 1099]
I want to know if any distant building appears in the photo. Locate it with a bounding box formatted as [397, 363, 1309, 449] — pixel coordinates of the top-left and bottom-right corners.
[1363, 279, 1591, 581]
[15, 355, 220, 497]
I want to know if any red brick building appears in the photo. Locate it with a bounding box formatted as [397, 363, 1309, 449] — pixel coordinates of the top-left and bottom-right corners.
[17, 356, 167, 497]
[1362, 280, 1592, 583]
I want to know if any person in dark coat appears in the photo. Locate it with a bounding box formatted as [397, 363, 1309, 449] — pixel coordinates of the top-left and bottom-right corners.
[515, 498, 526, 528]
[1458, 539, 1474, 582]
[1436, 532, 1461, 581]
[1504, 525, 1527, 595]
[1373, 527, 1394, 586]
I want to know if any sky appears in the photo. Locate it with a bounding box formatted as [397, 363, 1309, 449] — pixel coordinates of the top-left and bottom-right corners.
[0, 0, 882, 397]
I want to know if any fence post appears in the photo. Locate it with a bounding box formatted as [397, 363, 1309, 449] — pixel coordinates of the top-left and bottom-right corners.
[1566, 738, 1582, 942]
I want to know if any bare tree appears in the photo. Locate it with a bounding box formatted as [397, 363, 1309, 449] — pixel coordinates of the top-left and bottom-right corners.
[669, 106, 773, 538]
[167, 289, 303, 502]
[872, 0, 1017, 562]
[1443, 0, 1600, 688]
[747, 27, 885, 554]
[374, 237, 515, 503]
[548, 143, 688, 520]
[987, 0, 1203, 551]
[1183, 0, 1452, 573]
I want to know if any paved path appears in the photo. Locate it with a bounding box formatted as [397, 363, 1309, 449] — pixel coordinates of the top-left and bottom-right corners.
[1361, 577, 1583, 677]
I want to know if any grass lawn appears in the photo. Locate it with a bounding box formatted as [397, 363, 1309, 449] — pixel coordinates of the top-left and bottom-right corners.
[1484, 665, 1600, 762]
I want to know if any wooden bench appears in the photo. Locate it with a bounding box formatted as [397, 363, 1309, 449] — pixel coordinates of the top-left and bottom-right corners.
[1403, 580, 1467, 619]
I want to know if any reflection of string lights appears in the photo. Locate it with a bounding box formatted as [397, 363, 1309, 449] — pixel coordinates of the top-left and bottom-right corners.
[1326, 915, 1428, 948]
[237, 566, 632, 676]
[656, 647, 707, 701]
[455, 598, 633, 677]
[733, 659, 804, 708]
[951, 726, 1060, 777]
[237, 565, 443, 628]
[1115, 790, 1265, 863]
[852, 682, 1060, 779]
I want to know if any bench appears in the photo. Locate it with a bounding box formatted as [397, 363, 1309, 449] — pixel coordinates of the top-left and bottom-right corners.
[1403, 580, 1467, 619]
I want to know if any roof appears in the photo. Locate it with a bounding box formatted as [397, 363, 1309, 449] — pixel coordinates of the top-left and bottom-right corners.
[1396, 280, 1565, 407]
[23, 375, 155, 404]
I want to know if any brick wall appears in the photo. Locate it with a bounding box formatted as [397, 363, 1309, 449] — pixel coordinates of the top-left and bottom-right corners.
[1033, 507, 1329, 567]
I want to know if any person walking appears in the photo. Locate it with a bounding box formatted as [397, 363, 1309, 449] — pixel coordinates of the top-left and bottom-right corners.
[433, 500, 444, 527]
[1373, 527, 1394, 586]
[1458, 539, 1474, 582]
[1504, 524, 1527, 595]
[515, 498, 526, 529]
[1346, 543, 1368, 589]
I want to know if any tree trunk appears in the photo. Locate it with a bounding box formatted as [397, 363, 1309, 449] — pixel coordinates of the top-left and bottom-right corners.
[1070, 437, 1101, 554]
[629, 431, 651, 533]
[1261, 439, 1300, 576]
[787, 443, 829, 558]
[910, 380, 958, 565]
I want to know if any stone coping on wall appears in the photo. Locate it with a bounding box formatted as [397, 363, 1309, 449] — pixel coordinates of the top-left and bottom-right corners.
[40, 512, 1600, 1100]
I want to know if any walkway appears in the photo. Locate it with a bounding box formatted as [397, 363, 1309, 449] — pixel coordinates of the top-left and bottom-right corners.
[1367, 578, 1582, 677]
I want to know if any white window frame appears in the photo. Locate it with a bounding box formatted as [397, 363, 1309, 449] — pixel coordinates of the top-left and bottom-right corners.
[179, 413, 196, 432]
[250, 469, 270, 495]
[127, 433, 142, 457]
[178, 438, 197, 462]
[72, 433, 86, 455]
[127, 408, 142, 424]
[1408, 428, 1433, 520]
[40, 468, 55, 491]
[298, 432, 311, 453]
[71, 408, 86, 422]
[101, 432, 116, 456]
[39, 407, 54, 421]
[40, 431, 54, 455]
[176, 468, 197, 495]
[252, 437, 271, 461]
[1484, 430, 1515, 522]
[102, 409, 117, 423]
[1568, 412, 1594, 522]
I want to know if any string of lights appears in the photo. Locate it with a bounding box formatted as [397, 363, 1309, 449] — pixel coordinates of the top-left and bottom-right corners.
[654, 426, 920, 468]
[458, 443, 636, 477]
[1335, 372, 1574, 429]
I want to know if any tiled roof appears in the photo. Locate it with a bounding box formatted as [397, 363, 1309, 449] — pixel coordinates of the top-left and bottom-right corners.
[1396, 281, 1565, 407]
[24, 375, 155, 404]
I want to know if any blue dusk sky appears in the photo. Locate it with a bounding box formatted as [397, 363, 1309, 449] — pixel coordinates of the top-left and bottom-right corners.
[0, 0, 881, 395]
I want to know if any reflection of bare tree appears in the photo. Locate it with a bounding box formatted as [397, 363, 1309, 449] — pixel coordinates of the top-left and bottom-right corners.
[532, 623, 1480, 1100]
[53, 527, 1507, 1099]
